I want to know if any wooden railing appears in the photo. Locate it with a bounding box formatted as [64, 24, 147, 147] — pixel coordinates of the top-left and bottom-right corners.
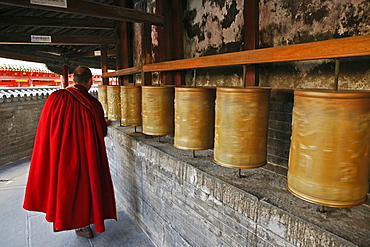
[103, 35, 370, 78]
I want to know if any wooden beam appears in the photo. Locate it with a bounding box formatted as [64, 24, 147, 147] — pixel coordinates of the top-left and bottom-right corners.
[143, 35, 370, 72]
[0, 47, 116, 70]
[0, 16, 115, 29]
[0, 44, 65, 56]
[102, 66, 141, 77]
[0, 48, 62, 64]
[0, 33, 115, 45]
[0, 0, 164, 26]
[66, 50, 116, 59]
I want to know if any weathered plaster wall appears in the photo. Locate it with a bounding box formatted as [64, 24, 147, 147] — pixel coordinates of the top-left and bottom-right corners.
[180, 0, 369, 89]
[259, 0, 370, 89]
[183, 0, 245, 87]
[259, 0, 370, 47]
[183, 0, 245, 58]
[128, 0, 369, 88]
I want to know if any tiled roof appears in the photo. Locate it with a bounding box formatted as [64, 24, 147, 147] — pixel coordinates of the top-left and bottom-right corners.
[0, 86, 98, 103]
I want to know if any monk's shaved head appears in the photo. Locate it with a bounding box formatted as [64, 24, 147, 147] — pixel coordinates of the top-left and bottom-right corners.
[73, 66, 92, 85]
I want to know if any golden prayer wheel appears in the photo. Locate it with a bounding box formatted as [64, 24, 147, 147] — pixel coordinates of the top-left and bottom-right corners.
[287, 90, 370, 207]
[120, 86, 142, 126]
[98, 85, 108, 118]
[174, 87, 216, 150]
[214, 87, 271, 169]
[107, 85, 121, 121]
[142, 86, 174, 136]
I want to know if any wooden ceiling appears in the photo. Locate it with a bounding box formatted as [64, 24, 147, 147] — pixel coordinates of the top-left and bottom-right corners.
[0, 0, 163, 73]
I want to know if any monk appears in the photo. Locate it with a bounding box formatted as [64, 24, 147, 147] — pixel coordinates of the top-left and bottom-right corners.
[23, 66, 117, 239]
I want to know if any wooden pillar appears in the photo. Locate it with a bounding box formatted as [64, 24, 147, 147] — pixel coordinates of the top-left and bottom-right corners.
[171, 0, 184, 86]
[62, 64, 69, 88]
[115, 21, 123, 85]
[142, 22, 152, 86]
[243, 0, 259, 86]
[155, 0, 184, 86]
[155, 0, 169, 84]
[100, 44, 109, 85]
[114, 0, 133, 85]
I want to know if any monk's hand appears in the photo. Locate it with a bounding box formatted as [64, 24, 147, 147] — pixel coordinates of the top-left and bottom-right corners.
[106, 119, 112, 126]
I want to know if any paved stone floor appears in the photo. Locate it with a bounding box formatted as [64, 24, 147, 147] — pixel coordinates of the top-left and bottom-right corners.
[0, 158, 154, 247]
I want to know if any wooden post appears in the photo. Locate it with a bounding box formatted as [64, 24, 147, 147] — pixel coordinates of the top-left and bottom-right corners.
[243, 0, 259, 86]
[100, 44, 109, 85]
[155, 0, 184, 86]
[62, 64, 69, 88]
[142, 22, 152, 86]
[171, 0, 184, 86]
[114, 0, 133, 85]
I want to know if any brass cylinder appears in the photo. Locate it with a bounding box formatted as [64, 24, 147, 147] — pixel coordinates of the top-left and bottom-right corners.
[142, 86, 174, 136]
[98, 85, 108, 118]
[174, 87, 216, 150]
[287, 90, 370, 207]
[120, 86, 142, 126]
[214, 87, 271, 169]
[107, 85, 121, 121]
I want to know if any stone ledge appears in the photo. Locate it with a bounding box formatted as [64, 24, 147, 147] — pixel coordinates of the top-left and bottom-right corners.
[107, 126, 370, 246]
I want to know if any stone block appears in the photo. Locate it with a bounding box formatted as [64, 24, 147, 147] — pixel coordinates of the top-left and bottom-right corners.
[256, 201, 356, 247]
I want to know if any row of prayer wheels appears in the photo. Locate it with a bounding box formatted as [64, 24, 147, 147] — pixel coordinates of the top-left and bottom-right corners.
[98, 85, 370, 208]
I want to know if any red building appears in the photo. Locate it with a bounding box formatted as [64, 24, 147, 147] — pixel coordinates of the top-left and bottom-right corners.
[0, 59, 116, 87]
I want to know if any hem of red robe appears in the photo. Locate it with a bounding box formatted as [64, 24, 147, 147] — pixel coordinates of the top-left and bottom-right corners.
[23, 207, 118, 233]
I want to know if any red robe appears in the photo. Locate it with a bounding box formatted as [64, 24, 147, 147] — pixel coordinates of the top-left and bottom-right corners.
[23, 84, 117, 233]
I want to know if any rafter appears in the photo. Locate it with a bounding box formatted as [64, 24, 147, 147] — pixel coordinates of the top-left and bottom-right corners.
[0, 0, 164, 26]
[0, 16, 115, 29]
[66, 49, 116, 59]
[0, 48, 116, 69]
[0, 33, 115, 45]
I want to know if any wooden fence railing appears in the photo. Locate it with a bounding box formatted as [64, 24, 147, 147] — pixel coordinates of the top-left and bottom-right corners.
[103, 35, 370, 78]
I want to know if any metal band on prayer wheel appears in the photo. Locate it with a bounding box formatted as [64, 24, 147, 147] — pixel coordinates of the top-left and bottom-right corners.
[214, 87, 271, 169]
[142, 86, 174, 136]
[287, 90, 370, 207]
[98, 85, 108, 118]
[174, 87, 216, 150]
[107, 85, 121, 121]
[120, 86, 142, 126]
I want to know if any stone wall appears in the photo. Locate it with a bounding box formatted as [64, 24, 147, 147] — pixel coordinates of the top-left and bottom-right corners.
[0, 90, 51, 166]
[0, 87, 97, 166]
[265, 89, 293, 176]
[106, 126, 370, 247]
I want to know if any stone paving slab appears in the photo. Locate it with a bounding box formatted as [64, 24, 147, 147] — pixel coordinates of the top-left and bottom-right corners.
[0, 158, 155, 247]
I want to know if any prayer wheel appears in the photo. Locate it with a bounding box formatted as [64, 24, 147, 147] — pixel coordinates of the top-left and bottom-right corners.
[120, 86, 142, 126]
[106, 85, 121, 121]
[287, 90, 370, 207]
[214, 87, 271, 169]
[142, 86, 174, 136]
[98, 85, 108, 118]
[174, 87, 216, 150]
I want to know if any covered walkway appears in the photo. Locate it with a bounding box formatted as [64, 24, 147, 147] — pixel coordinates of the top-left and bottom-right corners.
[0, 158, 154, 247]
